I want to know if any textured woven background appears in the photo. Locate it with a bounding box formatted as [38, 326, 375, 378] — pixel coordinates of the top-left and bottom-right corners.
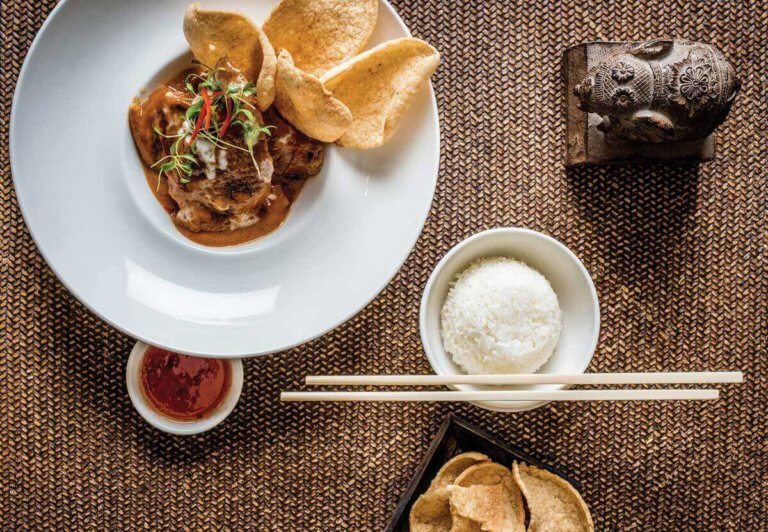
[2, 0, 766, 529]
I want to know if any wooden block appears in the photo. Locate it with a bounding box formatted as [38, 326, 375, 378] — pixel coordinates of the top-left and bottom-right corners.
[563, 42, 715, 167]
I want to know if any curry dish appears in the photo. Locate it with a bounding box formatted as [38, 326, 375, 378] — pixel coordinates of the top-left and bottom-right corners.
[129, 61, 323, 246]
[129, 2, 439, 247]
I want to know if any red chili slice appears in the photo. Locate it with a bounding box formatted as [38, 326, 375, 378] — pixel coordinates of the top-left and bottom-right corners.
[218, 95, 233, 138]
[202, 90, 213, 130]
[189, 98, 207, 144]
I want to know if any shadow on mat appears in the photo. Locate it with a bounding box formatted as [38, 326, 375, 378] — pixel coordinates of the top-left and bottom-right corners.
[565, 163, 702, 284]
[51, 305, 239, 464]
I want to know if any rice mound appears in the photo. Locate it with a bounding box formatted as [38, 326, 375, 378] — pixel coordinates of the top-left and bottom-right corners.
[440, 257, 561, 374]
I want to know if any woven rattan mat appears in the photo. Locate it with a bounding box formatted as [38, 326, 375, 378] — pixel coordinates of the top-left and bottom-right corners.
[2, 0, 766, 529]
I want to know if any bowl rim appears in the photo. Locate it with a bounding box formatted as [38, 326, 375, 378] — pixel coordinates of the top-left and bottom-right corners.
[419, 227, 601, 412]
[126, 341, 244, 434]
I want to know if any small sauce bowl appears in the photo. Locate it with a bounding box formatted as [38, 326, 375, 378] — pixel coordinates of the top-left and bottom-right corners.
[420, 227, 600, 412]
[126, 341, 244, 435]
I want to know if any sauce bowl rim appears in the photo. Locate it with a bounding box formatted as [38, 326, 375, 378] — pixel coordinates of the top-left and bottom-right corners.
[126, 341, 244, 435]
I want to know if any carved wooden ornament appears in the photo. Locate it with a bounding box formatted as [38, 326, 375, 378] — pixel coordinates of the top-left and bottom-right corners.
[564, 39, 740, 166]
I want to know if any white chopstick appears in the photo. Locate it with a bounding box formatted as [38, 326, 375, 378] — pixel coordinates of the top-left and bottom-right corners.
[281, 389, 719, 402]
[305, 371, 743, 386]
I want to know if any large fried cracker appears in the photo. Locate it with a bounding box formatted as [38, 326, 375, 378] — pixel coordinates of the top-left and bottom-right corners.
[409, 453, 490, 532]
[321, 38, 440, 149]
[447, 463, 526, 532]
[448, 485, 511, 532]
[433, 453, 491, 489]
[273, 50, 352, 142]
[183, 3, 276, 110]
[513, 462, 594, 532]
[263, 0, 377, 76]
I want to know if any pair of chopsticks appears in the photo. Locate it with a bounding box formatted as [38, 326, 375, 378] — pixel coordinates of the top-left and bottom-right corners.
[280, 371, 743, 403]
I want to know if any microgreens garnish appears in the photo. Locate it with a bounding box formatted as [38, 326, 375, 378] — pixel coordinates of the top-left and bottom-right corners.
[151, 126, 196, 186]
[151, 64, 273, 185]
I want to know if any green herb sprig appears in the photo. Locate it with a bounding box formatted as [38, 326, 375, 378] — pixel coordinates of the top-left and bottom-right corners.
[151, 126, 195, 186]
[151, 63, 274, 185]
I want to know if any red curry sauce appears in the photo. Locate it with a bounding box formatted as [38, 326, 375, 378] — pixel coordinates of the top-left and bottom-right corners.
[140, 346, 231, 421]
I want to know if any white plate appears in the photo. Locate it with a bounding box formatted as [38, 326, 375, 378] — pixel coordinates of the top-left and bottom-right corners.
[10, 0, 439, 357]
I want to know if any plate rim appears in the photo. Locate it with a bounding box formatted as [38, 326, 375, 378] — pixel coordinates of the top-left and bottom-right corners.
[9, 0, 441, 358]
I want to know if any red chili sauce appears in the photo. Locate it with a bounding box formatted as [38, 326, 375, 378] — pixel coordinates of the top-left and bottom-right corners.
[140, 346, 231, 421]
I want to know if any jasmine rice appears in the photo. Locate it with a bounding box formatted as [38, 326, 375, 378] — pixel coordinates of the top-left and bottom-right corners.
[440, 257, 561, 375]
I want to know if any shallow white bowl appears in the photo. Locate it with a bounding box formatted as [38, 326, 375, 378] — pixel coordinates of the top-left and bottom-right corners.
[420, 228, 600, 412]
[10, 0, 439, 357]
[126, 342, 243, 435]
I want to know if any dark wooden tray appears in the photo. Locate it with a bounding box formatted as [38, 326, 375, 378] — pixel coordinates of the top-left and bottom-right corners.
[385, 414, 581, 531]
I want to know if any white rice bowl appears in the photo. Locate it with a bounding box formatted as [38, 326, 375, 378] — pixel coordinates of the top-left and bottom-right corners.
[440, 257, 562, 374]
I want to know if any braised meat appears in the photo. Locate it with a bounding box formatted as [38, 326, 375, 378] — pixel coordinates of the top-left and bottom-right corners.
[265, 109, 324, 178]
[129, 63, 325, 240]
[129, 66, 274, 233]
[129, 86, 192, 168]
[167, 136, 274, 232]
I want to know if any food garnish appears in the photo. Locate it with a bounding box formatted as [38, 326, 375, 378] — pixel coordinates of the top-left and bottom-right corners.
[152, 63, 274, 187]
